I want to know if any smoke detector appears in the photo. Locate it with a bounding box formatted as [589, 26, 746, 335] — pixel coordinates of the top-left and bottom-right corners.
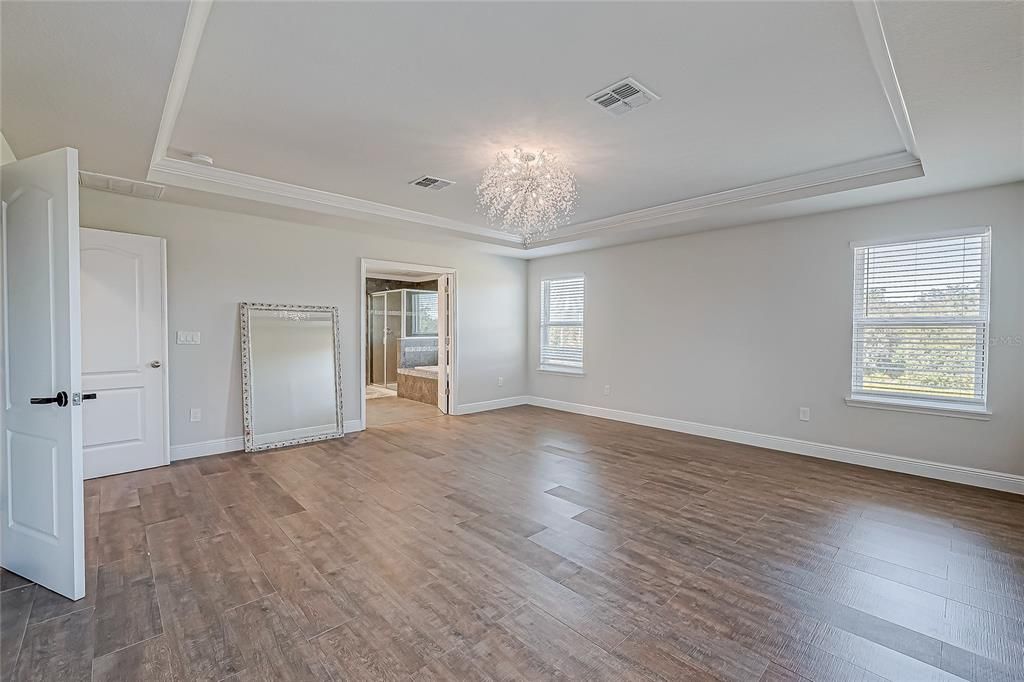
[409, 175, 455, 190]
[588, 77, 660, 117]
[79, 171, 165, 200]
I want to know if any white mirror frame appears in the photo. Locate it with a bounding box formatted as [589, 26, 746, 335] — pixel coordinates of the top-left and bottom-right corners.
[239, 302, 344, 452]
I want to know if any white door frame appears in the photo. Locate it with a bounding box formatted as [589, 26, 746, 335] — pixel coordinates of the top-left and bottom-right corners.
[359, 258, 457, 428]
[80, 226, 170, 474]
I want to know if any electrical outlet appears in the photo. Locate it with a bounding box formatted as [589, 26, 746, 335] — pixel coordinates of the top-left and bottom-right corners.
[603, 385, 611, 396]
[189, 408, 202, 423]
[799, 407, 810, 422]
[498, 376, 504, 387]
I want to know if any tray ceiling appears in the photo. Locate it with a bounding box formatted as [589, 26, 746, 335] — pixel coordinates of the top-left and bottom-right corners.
[3, 1, 1020, 255]
[164, 1, 909, 241]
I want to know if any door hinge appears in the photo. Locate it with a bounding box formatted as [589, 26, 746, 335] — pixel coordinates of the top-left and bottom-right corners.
[445, 386, 450, 396]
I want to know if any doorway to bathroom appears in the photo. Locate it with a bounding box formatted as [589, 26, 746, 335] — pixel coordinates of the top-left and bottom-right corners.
[360, 259, 456, 429]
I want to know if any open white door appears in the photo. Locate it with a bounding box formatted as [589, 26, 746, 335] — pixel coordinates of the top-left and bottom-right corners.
[436, 273, 452, 414]
[0, 148, 86, 600]
[81, 228, 169, 479]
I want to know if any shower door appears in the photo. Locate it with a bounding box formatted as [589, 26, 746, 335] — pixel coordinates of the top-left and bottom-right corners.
[369, 293, 387, 387]
[385, 290, 402, 389]
[369, 290, 404, 390]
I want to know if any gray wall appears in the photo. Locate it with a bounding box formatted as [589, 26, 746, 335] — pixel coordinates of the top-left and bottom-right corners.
[528, 183, 1024, 476]
[80, 188, 528, 450]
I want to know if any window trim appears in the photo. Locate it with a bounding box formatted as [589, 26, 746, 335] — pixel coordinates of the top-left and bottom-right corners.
[844, 395, 991, 420]
[539, 273, 585, 374]
[847, 226, 992, 417]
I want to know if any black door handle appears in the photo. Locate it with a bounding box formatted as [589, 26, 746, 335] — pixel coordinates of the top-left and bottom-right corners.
[30, 391, 68, 407]
[83, 393, 97, 400]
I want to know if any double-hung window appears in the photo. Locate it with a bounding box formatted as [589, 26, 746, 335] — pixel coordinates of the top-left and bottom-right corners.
[540, 275, 584, 373]
[850, 227, 991, 415]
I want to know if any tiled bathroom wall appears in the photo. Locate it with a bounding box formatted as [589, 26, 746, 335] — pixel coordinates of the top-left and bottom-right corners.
[399, 337, 438, 368]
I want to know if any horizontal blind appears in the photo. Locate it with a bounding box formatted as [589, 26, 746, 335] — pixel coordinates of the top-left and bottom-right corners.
[541, 276, 584, 369]
[409, 291, 438, 335]
[852, 229, 991, 405]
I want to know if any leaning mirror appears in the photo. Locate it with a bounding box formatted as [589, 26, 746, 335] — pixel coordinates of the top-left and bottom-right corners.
[240, 302, 344, 451]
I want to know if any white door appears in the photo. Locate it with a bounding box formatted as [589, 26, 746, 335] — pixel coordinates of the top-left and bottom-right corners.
[436, 273, 452, 414]
[80, 228, 168, 479]
[0, 148, 86, 600]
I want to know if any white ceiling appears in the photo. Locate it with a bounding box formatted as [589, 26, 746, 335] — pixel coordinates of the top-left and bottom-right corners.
[2, 1, 1020, 258]
[0, 1, 189, 179]
[173, 1, 903, 226]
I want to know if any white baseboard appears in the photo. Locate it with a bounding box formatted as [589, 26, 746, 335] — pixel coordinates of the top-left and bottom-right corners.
[170, 436, 245, 461]
[454, 396, 530, 415]
[525, 397, 1024, 496]
[168, 398, 1023, 495]
[171, 419, 365, 461]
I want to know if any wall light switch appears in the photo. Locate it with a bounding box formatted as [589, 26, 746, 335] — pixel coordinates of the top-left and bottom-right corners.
[189, 408, 202, 423]
[497, 376, 504, 387]
[176, 331, 201, 345]
[799, 407, 810, 422]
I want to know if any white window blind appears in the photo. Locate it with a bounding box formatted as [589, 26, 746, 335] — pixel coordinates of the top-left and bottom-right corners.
[540, 276, 584, 371]
[410, 291, 438, 336]
[851, 228, 991, 410]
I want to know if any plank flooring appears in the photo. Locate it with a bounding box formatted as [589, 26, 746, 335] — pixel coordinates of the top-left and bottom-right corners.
[366, 396, 442, 427]
[3, 405, 1024, 681]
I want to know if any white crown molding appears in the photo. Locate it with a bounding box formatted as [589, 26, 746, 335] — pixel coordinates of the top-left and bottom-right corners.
[147, 156, 525, 245]
[149, 150, 921, 250]
[146, 0, 924, 252]
[150, 0, 212, 169]
[853, 0, 920, 159]
[526, 151, 923, 247]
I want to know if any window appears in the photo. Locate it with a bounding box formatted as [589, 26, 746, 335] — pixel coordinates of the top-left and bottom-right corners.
[850, 228, 991, 414]
[406, 290, 438, 336]
[540, 275, 584, 373]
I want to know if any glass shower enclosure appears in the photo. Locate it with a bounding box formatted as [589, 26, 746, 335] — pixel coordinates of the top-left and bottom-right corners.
[368, 289, 437, 390]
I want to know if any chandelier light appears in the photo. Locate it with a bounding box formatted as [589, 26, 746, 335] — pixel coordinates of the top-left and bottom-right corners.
[476, 146, 578, 244]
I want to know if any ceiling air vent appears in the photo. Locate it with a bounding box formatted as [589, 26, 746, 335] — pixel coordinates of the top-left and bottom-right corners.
[409, 175, 455, 190]
[79, 171, 165, 200]
[588, 77, 660, 117]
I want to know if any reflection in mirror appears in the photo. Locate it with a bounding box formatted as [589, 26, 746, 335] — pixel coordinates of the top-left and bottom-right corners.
[240, 303, 343, 451]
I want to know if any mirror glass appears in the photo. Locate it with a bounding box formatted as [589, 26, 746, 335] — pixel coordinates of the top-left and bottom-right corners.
[241, 304, 343, 451]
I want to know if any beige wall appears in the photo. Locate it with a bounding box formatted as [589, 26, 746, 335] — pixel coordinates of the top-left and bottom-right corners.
[79, 188, 528, 452]
[528, 183, 1024, 477]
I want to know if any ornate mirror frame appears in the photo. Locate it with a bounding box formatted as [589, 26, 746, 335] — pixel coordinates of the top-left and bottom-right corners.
[239, 302, 344, 452]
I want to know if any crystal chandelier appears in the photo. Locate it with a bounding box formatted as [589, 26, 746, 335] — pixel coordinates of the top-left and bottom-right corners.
[476, 146, 578, 244]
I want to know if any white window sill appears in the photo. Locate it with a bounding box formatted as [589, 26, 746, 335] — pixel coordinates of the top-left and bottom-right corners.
[845, 395, 991, 421]
[537, 366, 585, 377]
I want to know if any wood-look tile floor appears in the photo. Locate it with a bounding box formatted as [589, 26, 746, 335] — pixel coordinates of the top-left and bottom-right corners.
[3, 405, 1024, 681]
[366, 396, 442, 427]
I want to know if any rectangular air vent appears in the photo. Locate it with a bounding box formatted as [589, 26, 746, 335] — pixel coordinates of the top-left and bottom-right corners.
[588, 77, 660, 117]
[409, 175, 455, 190]
[79, 171, 165, 200]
